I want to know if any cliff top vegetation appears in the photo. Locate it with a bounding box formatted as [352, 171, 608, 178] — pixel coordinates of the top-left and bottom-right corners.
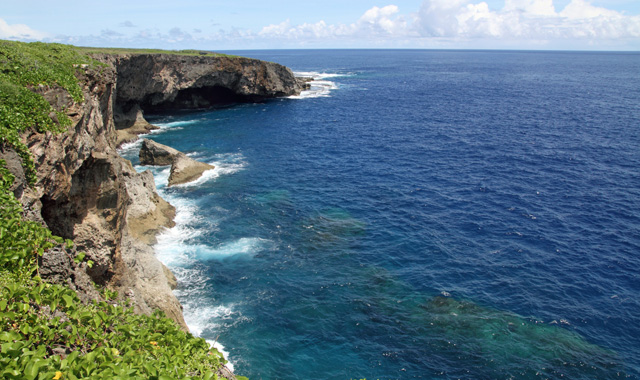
[0, 40, 96, 182]
[75, 46, 240, 58]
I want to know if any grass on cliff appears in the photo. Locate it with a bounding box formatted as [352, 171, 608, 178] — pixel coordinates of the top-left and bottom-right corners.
[0, 40, 94, 183]
[0, 39, 236, 379]
[75, 46, 241, 59]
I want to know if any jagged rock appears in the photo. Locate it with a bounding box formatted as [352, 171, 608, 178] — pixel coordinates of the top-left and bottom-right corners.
[163, 263, 178, 290]
[24, 64, 185, 329]
[39, 246, 74, 285]
[0, 147, 26, 198]
[114, 105, 159, 147]
[168, 154, 215, 186]
[139, 139, 181, 166]
[112, 229, 187, 329]
[140, 139, 215, 186]
[39, 246, 102, 304]
[296, 77, 313, 90]
[124, 167, 176, 245]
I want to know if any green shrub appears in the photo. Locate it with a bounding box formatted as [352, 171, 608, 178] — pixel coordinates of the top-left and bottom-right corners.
[0, 160, 58, 271]
[0, 40, 93, 183]
[0, 271, 228, 379]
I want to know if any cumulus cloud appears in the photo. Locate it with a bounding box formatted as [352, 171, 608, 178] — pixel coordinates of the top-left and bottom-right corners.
[413, 0, 640, 40]
[255, 0, 640, 47]
[0, 18, 48, 40]
[168, 27, 192, 42]
[101, 29, 124, 37]
[258, 5, 408, 42]
[503, 0, 556, 16]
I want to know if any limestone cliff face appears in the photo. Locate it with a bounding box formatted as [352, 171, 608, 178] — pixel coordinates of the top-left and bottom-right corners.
[95, 53, 304, 119]
[17, 62, 187, 329]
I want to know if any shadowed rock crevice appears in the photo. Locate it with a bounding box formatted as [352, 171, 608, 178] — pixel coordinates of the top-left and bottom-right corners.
[144, 85, 253, 111]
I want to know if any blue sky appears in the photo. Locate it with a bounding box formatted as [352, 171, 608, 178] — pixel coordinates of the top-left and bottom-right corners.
[2, 0, 639, 50]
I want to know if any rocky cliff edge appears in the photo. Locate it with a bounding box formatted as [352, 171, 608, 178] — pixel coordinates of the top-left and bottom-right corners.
[5, 52, 303, 332]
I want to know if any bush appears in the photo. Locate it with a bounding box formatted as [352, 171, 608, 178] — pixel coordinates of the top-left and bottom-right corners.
[0, 40, 91, 183]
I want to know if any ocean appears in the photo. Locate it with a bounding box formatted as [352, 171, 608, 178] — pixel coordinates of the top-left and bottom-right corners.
[118, 50, 640, 379]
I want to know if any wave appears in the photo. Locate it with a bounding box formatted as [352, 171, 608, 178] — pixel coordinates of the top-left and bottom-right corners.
[194, 237, 273, 261]
[294, 71, 349, 80]
[291, 71, 348, 99]
[116, 138, 143, 156]
[152, 119, 200, 129]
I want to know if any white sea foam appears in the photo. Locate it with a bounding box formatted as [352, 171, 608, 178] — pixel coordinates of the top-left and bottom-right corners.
[116, 138, 143, 156]
[194, 237, 272, 261]
[180, 303, 237, 372]
[142, 145, 250, 373]
[291, 71, 347, 99]
[154, 196, 204, 267]
[152, 119, 199, 130]
[207, 339, 235, 372]
[294, 71, 346, 79]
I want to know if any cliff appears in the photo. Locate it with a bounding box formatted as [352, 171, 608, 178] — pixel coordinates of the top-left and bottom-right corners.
[94, 53, 305, 144]
[6, 50, 303, 332]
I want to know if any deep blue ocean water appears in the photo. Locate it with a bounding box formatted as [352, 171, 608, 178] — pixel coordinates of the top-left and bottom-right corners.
[120, 50, 640, 379]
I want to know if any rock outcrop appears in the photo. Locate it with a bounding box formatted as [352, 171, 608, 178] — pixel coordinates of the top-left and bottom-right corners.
[139, 138, 182, 166]
[168, 154, 215, 186]
[114, 104, 159, 147]
[91, 53, 305, 144]
[139, 139, 215, 186]
[107, 54, 303, 111]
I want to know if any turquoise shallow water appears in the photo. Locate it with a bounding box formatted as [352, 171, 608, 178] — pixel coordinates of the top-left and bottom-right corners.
[120, 50, 640, 379]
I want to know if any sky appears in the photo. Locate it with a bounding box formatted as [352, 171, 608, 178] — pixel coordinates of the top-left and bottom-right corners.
[1, 0, 640, 50]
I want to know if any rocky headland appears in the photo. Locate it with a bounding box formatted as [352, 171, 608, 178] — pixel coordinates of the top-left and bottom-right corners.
[97, 53, 309, 146]
[3, 51, 304, 334]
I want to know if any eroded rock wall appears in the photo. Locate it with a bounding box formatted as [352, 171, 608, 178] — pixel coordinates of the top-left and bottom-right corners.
[95, 53, 303, 118]
[14, 62, 187, 329]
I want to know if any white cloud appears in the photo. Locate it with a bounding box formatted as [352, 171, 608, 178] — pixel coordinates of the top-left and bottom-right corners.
[559, 0, 619, 19]
[258, 5, 408, 42]
[357, 5, 407, 35]
[412, 0, 640, 42]
[253, 1, 640, 48]
[0, 18, 48, 40]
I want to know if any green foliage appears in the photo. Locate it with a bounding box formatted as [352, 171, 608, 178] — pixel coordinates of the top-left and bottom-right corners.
[0, 40, 95, 183]
[0, 160, 57, 271]
[0, 41, 89, 102]
[73, 252, 93, 269]
[0, 271, 228, 379]
[75, 46, 241, 59]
